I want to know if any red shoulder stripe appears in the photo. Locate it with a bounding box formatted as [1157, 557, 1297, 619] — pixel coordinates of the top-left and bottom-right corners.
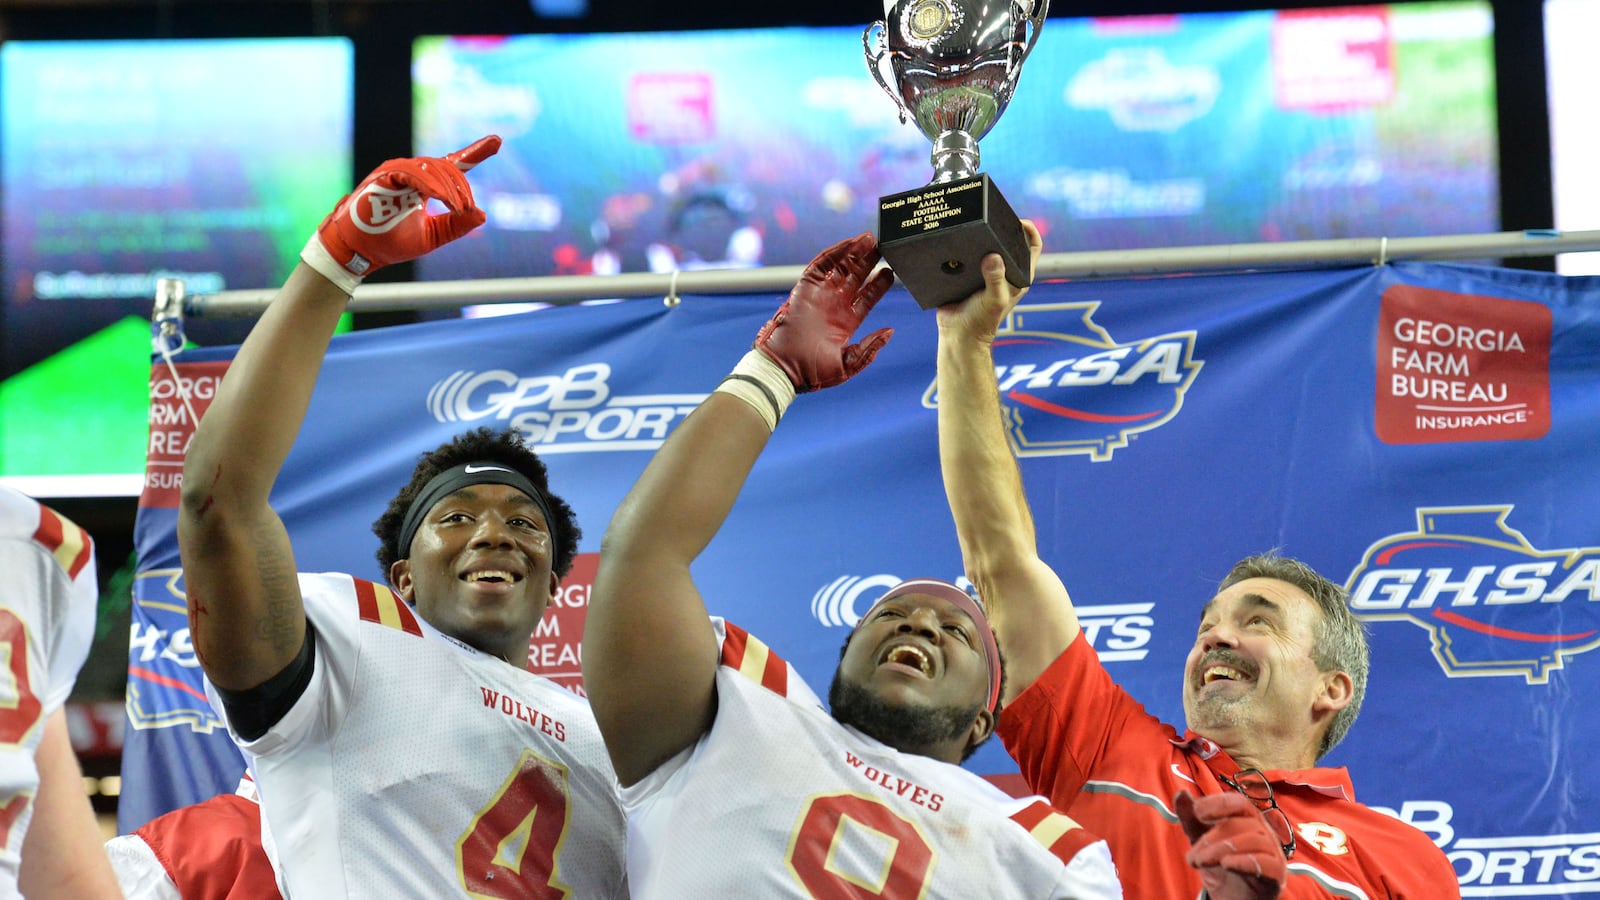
[32, 505, 93, 579]
[760, 639, 788, 695]
[355, 578, 380, 622]
[721, 621, 750, 667]
[1010, 800, 1100, 865]
[721, 622, 789, 696]
[353, 579, 423, 636]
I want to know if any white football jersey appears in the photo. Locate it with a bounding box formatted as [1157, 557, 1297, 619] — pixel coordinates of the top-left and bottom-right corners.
[209, 572, 628, 899]
[621, 619, 1122, 899]
[0, 486, 98, 894]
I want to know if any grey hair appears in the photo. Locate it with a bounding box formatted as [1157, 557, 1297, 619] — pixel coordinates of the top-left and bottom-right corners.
[1219, 552, 1368, 760]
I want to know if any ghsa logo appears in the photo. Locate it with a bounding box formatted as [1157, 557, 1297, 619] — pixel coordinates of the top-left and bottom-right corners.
[126, 568, 225, 735]
[1347, 506, 1600, 683]
[922, 301, 1202, 460]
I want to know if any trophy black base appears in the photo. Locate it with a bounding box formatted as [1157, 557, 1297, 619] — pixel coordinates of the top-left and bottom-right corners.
[876, 173, 1031, 310]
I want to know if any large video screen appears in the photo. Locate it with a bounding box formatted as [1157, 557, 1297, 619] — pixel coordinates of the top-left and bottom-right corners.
[1545, 0, 1600, 275]
[0, 38, 354, 494]
[413, 1, 1497, 283]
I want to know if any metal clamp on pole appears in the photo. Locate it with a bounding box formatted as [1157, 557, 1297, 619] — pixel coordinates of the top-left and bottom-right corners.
[152, 278, 188, 356]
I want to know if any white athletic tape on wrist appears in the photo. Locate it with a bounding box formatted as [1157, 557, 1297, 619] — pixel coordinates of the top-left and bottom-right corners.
[714, 349, 797, 432]
[300, 234, 364, 296]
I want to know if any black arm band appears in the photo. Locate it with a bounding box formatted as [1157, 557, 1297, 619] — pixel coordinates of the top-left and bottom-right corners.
[215, 624, 318, 742]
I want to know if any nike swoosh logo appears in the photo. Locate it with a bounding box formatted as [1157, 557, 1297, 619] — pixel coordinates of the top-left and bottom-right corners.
[1171, 764, 1195, 785]
[463, 464, 512, 474]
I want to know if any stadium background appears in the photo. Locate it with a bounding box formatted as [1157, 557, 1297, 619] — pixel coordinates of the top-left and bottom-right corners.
[0, 1, 1585, 896]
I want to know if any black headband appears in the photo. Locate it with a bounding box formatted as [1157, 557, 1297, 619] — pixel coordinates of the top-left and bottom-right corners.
[397, 461, 558, 563]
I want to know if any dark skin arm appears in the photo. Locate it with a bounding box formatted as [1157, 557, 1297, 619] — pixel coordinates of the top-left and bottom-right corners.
[177, 263, 345, 690]
[587, 232, 894, 787]
[586, 394, 771, 786]
[178, 139, 497, 692]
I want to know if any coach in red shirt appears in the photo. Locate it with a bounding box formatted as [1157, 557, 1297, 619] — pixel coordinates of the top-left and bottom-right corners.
[106, 776, 281, 900]
[931, 222, 1459, 899]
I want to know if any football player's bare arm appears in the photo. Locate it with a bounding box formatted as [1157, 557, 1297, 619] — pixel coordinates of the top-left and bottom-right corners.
[589, 394, 766, 786]
[934, 222, 1079, 706]
[590, 232, 895, 787]
[179, 138, 501, 691]
[19, 709, 122, 900]
[178, 264, 345, 690]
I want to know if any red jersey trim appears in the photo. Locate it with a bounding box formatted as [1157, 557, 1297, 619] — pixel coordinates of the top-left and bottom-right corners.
[354, 579, 423, 636]
[31, 505, 93, 579]
[720, 622, 788, 696]
[1009, 800, 1101, 865]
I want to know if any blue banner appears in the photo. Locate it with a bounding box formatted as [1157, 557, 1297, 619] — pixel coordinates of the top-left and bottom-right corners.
[128, 261, 1600, 897]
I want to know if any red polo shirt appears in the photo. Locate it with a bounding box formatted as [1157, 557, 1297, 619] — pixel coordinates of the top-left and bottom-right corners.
[998, 635, 1460, 899]
[132, 787, 282, 900]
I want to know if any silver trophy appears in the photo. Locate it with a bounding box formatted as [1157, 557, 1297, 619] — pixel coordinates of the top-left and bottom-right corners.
[865, 0, 1048, 308]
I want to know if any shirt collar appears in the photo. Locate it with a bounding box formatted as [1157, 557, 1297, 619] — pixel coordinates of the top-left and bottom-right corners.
[1172, 730, 1356, 801]
[1172, 730, 1223, 759]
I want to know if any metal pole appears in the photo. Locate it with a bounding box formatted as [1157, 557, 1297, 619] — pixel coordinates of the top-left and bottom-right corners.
[180, 229, 1600, 318]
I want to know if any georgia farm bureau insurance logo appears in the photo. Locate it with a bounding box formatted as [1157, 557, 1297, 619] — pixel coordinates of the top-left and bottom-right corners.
[922, 301, 1202, 461]
[1346, 506, 1600, 683]
[427, 363, 706, 453]
[1375, 284, 1552, 445]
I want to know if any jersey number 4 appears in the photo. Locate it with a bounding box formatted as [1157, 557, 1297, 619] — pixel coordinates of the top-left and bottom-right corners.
[455, 749, 574, 899]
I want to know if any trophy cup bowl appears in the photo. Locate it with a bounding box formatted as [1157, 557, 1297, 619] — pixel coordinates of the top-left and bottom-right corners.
[865, 0, 1048, 308]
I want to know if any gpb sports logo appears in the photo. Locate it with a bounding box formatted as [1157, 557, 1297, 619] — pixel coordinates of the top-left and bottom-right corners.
[1371, 799, 1600, 895]
[427, 363, 705, 453]
[1346, 506, 1600, 683]
[812, 575, 1153, 663]
[126, 569, 225, 734]
[922, 301, 1202, 461]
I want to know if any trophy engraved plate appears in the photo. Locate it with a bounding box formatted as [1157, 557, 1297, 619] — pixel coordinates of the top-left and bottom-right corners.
[865, 0, 1049, 309]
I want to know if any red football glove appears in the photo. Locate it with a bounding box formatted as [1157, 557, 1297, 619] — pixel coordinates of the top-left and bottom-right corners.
[304, 135, 502, 290]
[1176, 791, 1288, 900]
[754, 232, 896, 392]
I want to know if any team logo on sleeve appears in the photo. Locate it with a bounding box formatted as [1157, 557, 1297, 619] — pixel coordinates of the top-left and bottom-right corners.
[126, 568, 224, 733]
[922, 301, 1202, 461]
[1346, 506, 1600, 682]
